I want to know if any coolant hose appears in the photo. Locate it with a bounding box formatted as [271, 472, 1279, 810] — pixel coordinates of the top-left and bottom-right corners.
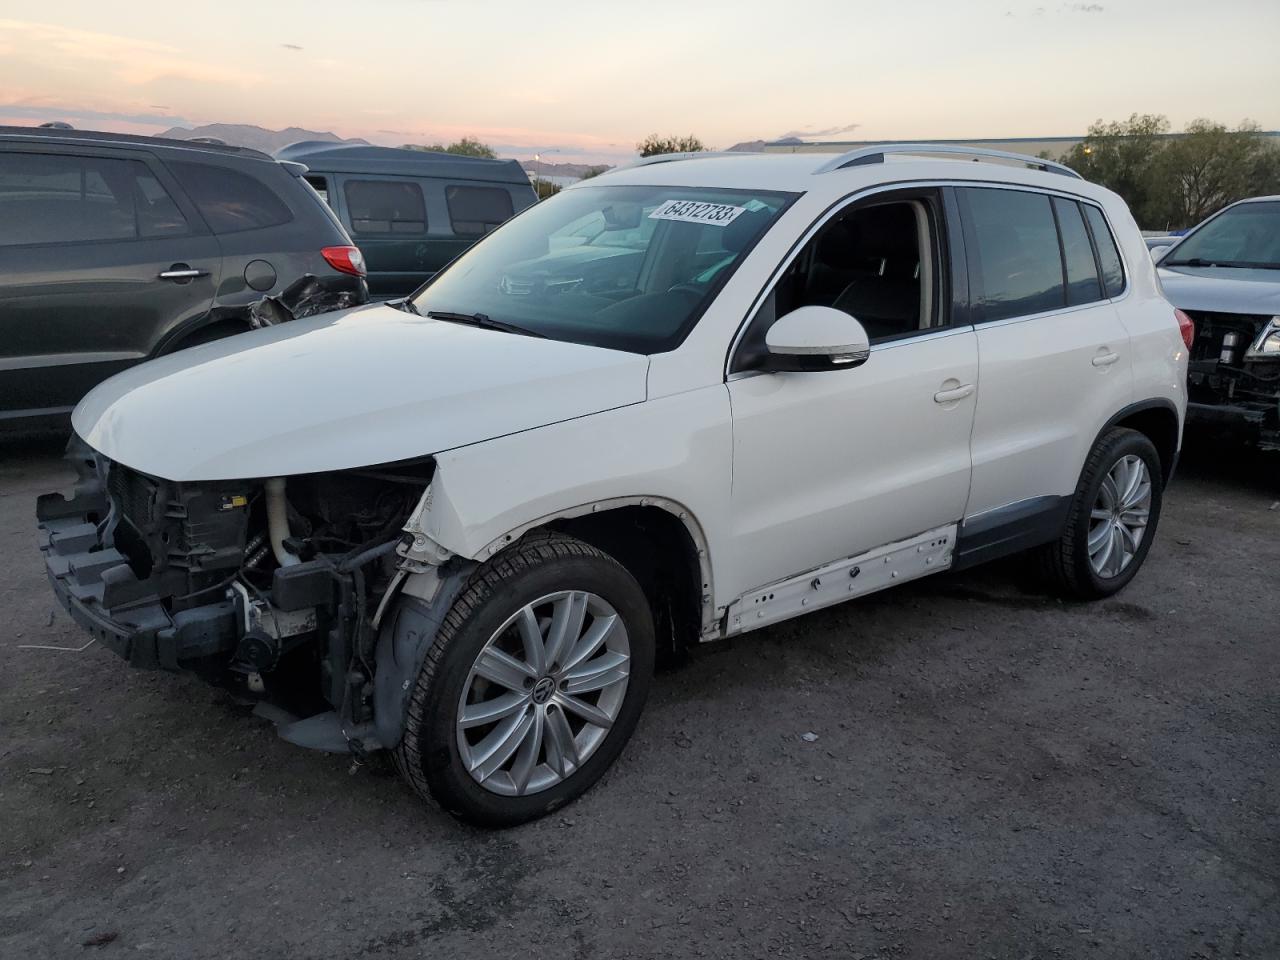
[264, 477, 301, 567]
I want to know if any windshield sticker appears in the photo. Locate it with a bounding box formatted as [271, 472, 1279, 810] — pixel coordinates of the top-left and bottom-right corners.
[648, 199, 746, 227]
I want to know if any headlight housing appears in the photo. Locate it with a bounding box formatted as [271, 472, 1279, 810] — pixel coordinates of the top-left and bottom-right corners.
[1245, 316, 1280, 359]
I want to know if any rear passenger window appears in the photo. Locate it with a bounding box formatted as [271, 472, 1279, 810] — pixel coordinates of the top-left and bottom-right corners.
[344, 180, 426, 235]
[0, 153, 188, 246]
[959, 187, 1064, 322]
[1083, 204, 1125, 297]
[446, 185, 514, 236]
[1052, 197, 1103, 306]
[167, 161, 292, 234]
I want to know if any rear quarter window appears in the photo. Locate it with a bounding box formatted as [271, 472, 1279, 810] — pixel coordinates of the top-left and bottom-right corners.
[446, 185, 514, 236]
[166, 160, 293, 234]
[1082, 204, 1126, 298]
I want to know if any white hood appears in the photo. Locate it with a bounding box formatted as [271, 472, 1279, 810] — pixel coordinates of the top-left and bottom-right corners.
[73, 304, 649, 481]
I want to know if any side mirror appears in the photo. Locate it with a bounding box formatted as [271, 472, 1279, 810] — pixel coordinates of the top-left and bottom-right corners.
[1149, 244, 1172, 260]
[764, 305, 871, 372]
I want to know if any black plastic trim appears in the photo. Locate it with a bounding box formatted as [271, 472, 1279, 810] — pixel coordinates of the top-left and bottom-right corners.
[954, 495, 1071, 570]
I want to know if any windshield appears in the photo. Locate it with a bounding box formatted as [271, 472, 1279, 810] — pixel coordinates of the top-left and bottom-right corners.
[1163, 200, 1280, 269]
[409, 184, 796, 353]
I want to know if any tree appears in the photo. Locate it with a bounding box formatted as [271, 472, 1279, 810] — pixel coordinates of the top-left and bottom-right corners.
[636, 134, 706, 158]
[1058, 114, 1280, 230]
[402, 136, 497, 159]
[1060, 114, 1169, 227]
[1154, 120, 1280, 226]
[579, 165, 610, 180]
[533, 179, 561, 199]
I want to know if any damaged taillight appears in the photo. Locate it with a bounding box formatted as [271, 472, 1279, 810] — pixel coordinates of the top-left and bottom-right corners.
[1175, 308, 1195, 350]
[322, 245, 366, 277]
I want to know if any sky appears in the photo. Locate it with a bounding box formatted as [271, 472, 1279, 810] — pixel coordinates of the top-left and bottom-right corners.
[1, 1, 1277, 165]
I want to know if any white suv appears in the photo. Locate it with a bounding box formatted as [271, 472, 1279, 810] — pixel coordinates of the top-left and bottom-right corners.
[40, 145, 1189, 826]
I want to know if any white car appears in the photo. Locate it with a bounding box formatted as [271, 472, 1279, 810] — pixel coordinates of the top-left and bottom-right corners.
[40, 145, 1190, 826]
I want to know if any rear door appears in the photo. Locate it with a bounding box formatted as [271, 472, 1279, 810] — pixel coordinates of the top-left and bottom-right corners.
[164, 157, 338, 320]
[958, 186, 1134, 530]
[0, 145, 220, 421]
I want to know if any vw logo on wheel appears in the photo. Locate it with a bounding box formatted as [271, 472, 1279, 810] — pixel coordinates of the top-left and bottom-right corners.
[531, 676, 556, 704]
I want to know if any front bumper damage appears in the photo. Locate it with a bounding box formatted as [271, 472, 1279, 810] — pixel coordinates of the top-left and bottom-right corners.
[39, 454, 241, 671]
[1184, 310, 1280, 451]
[37, 441, 466, 755]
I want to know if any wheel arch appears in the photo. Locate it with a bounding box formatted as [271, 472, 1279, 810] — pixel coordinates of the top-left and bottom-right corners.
[1101, 398, 1181, 483]
[478, 497, 715, 652]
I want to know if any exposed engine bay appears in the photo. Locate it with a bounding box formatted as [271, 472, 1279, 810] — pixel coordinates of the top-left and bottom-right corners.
[38, 440, 452, 756]
[1185, 310, 1280, 450]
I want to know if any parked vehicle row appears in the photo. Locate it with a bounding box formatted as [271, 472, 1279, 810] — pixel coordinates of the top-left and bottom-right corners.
[40, 145, 1188, 826]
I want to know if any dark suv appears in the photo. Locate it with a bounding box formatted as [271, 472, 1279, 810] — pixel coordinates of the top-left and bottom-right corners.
[0, 127, 365, 432]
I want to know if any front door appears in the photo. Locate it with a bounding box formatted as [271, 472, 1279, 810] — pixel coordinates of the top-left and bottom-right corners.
[724, 189, 977, 601]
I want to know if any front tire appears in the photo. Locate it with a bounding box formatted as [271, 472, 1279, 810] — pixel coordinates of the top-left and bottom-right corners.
[1037, 427, 1164, 600]
[394, 533, 654, 827]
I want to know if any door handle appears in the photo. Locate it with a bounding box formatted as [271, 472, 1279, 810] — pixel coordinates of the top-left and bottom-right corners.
[158, 266, 209, 281]
[1092, 350, 1120, 367]
[933, 383, 975, 404]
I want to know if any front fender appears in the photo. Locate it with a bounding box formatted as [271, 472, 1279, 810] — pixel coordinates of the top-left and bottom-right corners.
[408, 386, 734, 626]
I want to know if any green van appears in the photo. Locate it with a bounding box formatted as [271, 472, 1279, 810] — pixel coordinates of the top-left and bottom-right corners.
[276, 142, 537, 299]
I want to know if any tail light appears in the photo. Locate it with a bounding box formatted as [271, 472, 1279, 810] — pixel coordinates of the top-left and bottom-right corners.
[321, 245, 366, 277]
[1175, 308, 1194, 349]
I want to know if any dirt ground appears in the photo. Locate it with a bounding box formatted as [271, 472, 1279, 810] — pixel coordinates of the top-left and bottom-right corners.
[1, 433, 1276, 960]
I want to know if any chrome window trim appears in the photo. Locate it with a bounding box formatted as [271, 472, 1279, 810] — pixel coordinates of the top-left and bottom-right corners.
[962, 298, 1111, 332]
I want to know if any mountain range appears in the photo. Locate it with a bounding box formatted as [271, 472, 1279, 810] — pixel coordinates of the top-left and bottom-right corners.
[158, 123, 368, 154]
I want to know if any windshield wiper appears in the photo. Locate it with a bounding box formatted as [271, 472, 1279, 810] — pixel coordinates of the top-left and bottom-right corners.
[425, 310, 546, 339]
[1163, 257, 1280, 270]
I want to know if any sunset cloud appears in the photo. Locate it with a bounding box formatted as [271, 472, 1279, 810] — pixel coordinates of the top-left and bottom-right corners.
[0, 3, 1274, 166]
[0, 19, 264, 88]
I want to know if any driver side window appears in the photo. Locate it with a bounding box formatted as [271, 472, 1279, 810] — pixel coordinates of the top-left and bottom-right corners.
[733, 192, 945, 372]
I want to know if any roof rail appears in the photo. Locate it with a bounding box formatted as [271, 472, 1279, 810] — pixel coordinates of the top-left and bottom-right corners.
[813, 143, 1082, 179]
[600, 150, 759, 177]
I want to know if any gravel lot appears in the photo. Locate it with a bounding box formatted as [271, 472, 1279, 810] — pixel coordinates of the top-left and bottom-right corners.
[1, 434, 1277, 959]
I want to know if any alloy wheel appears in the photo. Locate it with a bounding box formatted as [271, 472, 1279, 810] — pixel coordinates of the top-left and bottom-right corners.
[456, 591, 631, 797]
[1088, 454, 1152, 578]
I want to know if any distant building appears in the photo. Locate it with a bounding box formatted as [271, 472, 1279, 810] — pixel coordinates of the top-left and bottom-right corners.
[760, 132, 1280, 160]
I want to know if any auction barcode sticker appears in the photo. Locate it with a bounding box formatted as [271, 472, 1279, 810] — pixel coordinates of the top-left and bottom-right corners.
[648, 199, 746, 227]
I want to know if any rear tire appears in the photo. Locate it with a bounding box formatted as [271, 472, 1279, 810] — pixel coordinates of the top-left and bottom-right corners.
[1037, 427, 1164, 600]
[394, 533, 654, 827]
